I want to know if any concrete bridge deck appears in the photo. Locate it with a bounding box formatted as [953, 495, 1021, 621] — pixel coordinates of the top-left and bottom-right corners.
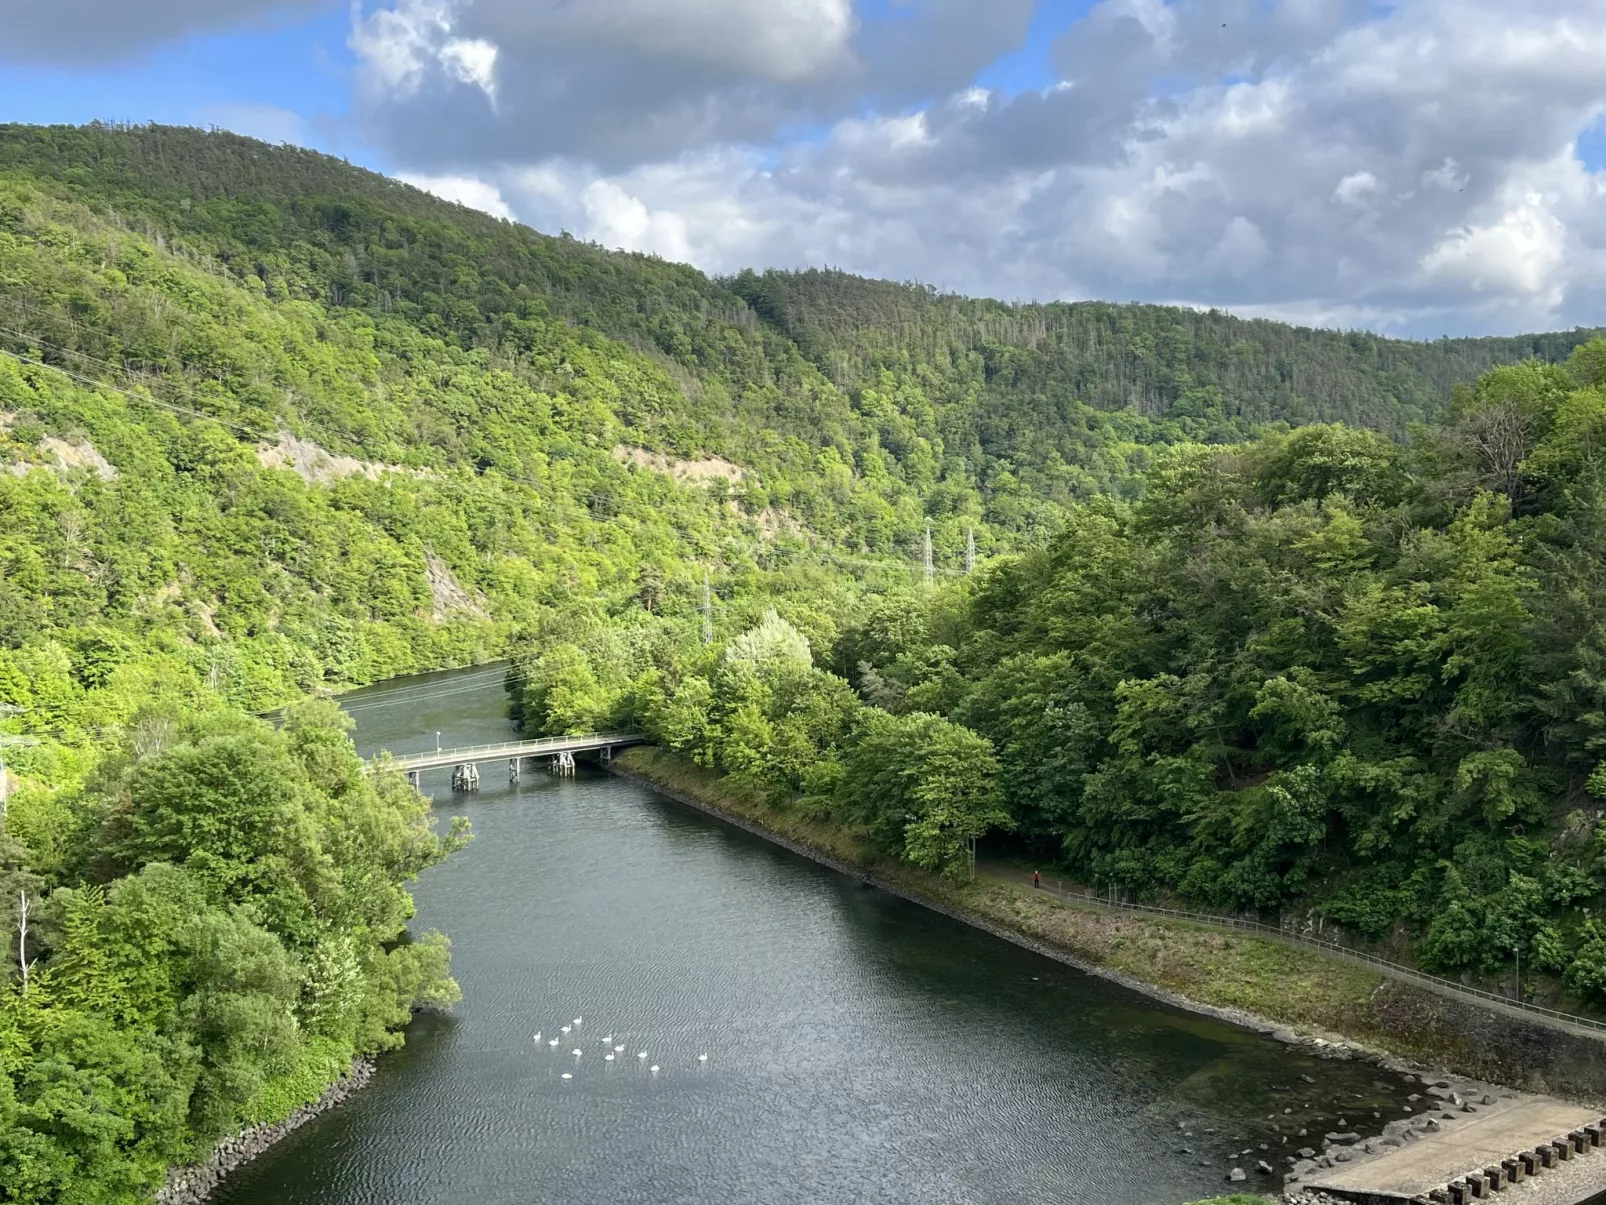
[1301, 1095, 1606, 1204]
[377, 733, 646, 777]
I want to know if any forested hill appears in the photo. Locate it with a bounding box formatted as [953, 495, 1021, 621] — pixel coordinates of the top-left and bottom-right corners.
[6, 121, 1606, 1205]
[729, 268, 1598, 432]
[3, 122, 1600, 518]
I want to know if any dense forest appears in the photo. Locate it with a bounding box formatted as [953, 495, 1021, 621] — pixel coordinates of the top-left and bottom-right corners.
[0, 122, 1603, 1202]
[531, 346, 1606, 1020]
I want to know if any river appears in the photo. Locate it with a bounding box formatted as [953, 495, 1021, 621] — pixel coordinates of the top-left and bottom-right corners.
[217, 664, 1413, 1205]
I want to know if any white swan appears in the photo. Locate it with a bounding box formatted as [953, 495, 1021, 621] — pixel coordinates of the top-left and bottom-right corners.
[637, 1051, 648, 1060]
[605, 1054, 615, 1062]
[532, 1032, 541, 1042]
[561, 1025, 570, 1034]
[573, 1017, 583, 1025]
[548, 1038, 559, 1048]
[698, 1054, 708, 1062]
[613, 1045, 624, 1053]
[561, 1073, 572, 1080]
[650, 1065, 659, 1074]
[572, 1049, 583, 1057]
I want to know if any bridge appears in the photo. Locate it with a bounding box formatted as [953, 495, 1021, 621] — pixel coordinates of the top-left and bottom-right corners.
[375, 733, 647, 790]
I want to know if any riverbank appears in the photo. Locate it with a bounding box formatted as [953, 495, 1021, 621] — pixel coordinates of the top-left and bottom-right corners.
[156, 1059, 376, 1204]
[611, 748, 1606, 1103]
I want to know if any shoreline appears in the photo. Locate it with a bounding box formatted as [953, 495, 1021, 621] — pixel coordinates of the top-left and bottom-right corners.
[156, 1059, 376, 1205]
[600, 758, 1400, 1072]
[604, 752, 1606, 1199]
[605, 751, 1606, 1106]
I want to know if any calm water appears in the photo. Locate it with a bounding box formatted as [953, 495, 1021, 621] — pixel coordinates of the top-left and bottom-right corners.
[219, 665, 1412, 1205]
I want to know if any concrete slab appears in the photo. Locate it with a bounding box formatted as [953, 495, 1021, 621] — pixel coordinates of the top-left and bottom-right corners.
[1305, 1099, 1604, 1202]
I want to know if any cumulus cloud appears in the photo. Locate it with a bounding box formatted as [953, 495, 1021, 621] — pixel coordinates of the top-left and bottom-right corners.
[349, 0, 1036, 171]
[0, 0, 331, 64]
[27, 0, 1606, 335]
[372, 0, 1606, 336]
[396, 172, 514, 220]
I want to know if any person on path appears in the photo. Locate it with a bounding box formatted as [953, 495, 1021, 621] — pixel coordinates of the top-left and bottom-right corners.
[1032, 870, 1041, 889]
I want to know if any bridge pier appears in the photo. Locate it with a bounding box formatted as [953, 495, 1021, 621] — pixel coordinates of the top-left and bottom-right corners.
[553, 751, 575, 777]
[509, 757, 521, 784]
[452, 763, 480, 792]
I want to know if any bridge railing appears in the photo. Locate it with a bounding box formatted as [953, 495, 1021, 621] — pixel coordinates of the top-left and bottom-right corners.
[1050, 887, 1606, 1035]
[377, 733, 646, 765]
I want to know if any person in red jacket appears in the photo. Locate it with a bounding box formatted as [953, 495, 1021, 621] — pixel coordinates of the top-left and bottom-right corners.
[1032, 870, 1041, 889]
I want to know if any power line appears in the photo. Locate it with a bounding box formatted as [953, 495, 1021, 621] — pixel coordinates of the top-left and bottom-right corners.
[0, 343, 262, 438]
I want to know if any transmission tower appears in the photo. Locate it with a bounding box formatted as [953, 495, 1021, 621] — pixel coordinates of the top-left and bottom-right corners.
[702, 571, 714, 644]
[923, 525, 934, 589]
[966, 526, 976, 574]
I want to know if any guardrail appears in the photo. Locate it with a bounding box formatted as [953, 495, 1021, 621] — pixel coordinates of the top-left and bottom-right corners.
[389, 733, 643, 759]
[371, 733, 647, 771]
[1047, 886, 1606, 1036]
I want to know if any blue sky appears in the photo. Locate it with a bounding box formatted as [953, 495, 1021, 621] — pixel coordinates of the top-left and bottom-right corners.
[0, 8, 370, 161]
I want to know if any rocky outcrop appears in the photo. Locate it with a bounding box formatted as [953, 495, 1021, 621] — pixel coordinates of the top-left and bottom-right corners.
[157, 1059, 375, 1205]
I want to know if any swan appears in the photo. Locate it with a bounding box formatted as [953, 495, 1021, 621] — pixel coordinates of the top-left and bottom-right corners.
[561, 1073, 572, 1080]
[605, 1054, 615, 1061]
[572, 1049, 583, 1057]
[573, 1017, 583, 1026]
[637, 1051, 648, 1060]
[548, 1038, 559, 1047]
[561, 1025, 571, 1034]
[650, 1065, 659, 1074]
[613, 1045, 624, 1053]
[698, 1054, 708, 1062]
[533, 1032, 542, 1042]
[602, 1034, 613, 1043]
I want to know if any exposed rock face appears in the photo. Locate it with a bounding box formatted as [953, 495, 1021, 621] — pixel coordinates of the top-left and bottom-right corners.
[424, 549, 489, 621]
[4, 430, 118, 480]
[256, 431, 402, 485]
[612, 443, 745, 485]
[156, 1059, 375, 1205]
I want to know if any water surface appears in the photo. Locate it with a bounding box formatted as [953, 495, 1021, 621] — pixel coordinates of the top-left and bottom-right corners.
[218, 665, 1412, 1205]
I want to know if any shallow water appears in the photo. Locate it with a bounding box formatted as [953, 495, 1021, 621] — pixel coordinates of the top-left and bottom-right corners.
[217, 665, 1412, 1205]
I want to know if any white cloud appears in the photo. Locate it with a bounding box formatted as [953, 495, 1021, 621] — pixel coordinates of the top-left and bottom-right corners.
[1333, 171, 1381, 207]
[441, 37, 498, 99]
[1419, 190, 1569, 301]
[194, 102, 310, 146]
[396, 172, 515, 220]
[357, 0, 1606, 335]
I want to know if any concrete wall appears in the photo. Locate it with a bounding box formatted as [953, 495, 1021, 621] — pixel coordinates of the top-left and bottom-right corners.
[1367, 980, 1606, 1104]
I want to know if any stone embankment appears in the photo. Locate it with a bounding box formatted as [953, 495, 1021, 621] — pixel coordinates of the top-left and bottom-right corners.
[157, 1059, 375, 1205]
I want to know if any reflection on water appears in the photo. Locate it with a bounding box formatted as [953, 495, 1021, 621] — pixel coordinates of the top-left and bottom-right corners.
[217, 665, 1412, 1205]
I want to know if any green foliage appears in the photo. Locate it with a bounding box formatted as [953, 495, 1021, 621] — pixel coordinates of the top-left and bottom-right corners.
[0, 708, 463, 1201]
[839, 711, 1011, 879]
[5, 123, 1606, 1200]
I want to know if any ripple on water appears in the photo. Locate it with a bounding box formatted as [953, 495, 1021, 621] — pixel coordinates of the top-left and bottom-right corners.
[214, 669, 1414, 1205]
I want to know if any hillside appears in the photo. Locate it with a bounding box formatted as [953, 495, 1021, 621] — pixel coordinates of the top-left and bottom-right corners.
[3, 123, 1600, 539]
[3, 122, 1606, 1203]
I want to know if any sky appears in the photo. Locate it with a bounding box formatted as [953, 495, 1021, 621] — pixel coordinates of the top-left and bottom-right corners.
[1, 0, 1604, 338]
